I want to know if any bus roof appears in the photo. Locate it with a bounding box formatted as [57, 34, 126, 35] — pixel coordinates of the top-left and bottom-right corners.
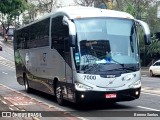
[55, 6, 134, 19]
[17, 6, 134, 30]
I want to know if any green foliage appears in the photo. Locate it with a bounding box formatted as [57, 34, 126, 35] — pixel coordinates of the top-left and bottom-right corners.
[0, 0, 27, 17]
[147, 34, 160, 56]
[22, 3, 37, 24]
[138, 27, 145, 53]
[116, 0, 160, 66]
[0, 0, 27, 38]
[147, 3, 160, 33]
[122, 3, 136, 17]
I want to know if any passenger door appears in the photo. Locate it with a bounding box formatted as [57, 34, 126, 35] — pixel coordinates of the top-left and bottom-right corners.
[51, 16, 73, 99]
[51, 16, 66, 83]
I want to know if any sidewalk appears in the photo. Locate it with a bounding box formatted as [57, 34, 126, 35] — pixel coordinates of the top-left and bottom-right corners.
[0, 84, 80, 120]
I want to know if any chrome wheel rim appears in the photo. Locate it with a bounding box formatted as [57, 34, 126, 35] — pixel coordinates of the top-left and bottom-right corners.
[56, 86, 62, 101]
[25, 80, 28, 91]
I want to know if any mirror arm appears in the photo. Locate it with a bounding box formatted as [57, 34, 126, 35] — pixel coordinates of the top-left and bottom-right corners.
[135, 19, 151, 45]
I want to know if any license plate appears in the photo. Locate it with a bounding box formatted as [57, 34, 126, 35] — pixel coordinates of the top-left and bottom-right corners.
[105, 94, 117, 99]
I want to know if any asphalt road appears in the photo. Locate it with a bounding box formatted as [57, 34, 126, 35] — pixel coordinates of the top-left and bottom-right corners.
[0, 39, 160, 120]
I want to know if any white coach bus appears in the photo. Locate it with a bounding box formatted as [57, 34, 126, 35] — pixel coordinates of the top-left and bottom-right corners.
[14, 6, 150, 105]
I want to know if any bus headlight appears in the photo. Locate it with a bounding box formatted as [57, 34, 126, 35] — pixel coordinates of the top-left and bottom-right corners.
[122, 74, 136, 81]
[75, 83, 93, 91]
[129, 80, 141, 88]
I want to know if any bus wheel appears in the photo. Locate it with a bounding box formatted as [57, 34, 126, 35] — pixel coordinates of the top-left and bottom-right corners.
[56, 82, 64, 105]
[24, 75, 31, 93]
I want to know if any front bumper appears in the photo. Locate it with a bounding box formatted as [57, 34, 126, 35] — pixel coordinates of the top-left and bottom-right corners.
[75, 87, 141, 103]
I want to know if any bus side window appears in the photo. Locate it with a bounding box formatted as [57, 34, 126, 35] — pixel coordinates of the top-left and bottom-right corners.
[51, 16, 65, 57]
[51, 16, 71, 66]
[27, 18, 49, 49]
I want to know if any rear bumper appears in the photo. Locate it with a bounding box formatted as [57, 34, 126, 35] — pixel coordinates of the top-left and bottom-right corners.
[75, 87, 141, 103]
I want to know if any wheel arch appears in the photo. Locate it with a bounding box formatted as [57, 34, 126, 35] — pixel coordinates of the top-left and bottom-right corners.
[150, 70, 154, 76]
[53, 77, 59, 95]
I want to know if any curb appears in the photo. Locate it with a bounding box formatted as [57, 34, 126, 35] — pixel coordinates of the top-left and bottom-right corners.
[0, 83, 81, 120]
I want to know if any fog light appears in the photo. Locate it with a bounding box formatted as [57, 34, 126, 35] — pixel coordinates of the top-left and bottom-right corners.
[81, 94, 85, 98]
[135, 91, 139, 95]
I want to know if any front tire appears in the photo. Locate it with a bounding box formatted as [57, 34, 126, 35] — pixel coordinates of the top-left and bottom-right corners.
[150, 70, 154, 77]
[24, 75, 31, 93]
[56, 82, 64, 105]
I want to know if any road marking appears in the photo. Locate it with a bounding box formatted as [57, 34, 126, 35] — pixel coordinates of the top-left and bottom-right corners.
[0, 56, 15, 69]
[141, 92, 160, 97]
[137, 106, 160, 111]
[2, 101, 7, 104]
[1, 71, 8, 74]
[0, 56, 14, 63]
[142, 87, 160, 95]
[9, 107, 14, 111]
[141, 75, 147, 77]
[3, 50, 12, 56]
[1, 40, 13, 51]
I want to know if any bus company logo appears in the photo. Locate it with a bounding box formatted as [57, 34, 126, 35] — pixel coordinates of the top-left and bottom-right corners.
[40, 53, 47, 62]
[106, 75, 116, 78]
[43, 53, 47, 62]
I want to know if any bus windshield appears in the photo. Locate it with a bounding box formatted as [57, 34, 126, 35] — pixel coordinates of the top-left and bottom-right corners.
[74, 18, 139, 74]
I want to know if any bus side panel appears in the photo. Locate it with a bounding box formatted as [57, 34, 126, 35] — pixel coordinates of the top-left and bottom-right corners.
[19, 47, 66, 94]
[39, 48, 66, 94]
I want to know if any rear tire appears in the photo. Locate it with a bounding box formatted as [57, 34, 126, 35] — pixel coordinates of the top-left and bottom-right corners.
[24, 75, 31, 93]
[56, 82, 64, 105]
[150, 70, 154, 77]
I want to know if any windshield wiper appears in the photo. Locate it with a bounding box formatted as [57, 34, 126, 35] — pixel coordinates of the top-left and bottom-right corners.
[107, 67, 137, 72]
[81, 64, 100, 73]
[108, 58, 138, 71]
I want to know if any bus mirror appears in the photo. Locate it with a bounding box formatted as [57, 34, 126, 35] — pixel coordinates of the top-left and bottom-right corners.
[136, 20, 151, 45]
[63, 16, 76, 47]
[144, 34, 151, 45]
[62, 16, 76, 36]
[62, 16, 68, 26]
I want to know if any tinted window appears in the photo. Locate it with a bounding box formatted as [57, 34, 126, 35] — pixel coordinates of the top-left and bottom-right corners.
[153, 62, 159, 66]
[14, 27, 29, 49]
[51, 16, 71, 66]
[15, 18, 50, 49]
[51, 16, 69, 57]
[28, 18, 50, 48]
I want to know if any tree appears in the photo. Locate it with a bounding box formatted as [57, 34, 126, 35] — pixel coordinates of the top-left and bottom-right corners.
[102, 0, 113, 9]
[36, 0, 57, 13]
[94, 0, 119, 9]
[147, 34, 160, 56]
[147, 1, 160, 33]
[23, 3, 37, 24]
[74, 0, 95, 7]
[115, 0, 157, 19]
[114, 0, 159, 66]
[23, 0, 57, 24]
[0, 0, 27, 41]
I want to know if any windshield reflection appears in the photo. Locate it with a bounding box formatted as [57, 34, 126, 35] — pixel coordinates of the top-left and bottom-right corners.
[74, 18, 140, 74]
